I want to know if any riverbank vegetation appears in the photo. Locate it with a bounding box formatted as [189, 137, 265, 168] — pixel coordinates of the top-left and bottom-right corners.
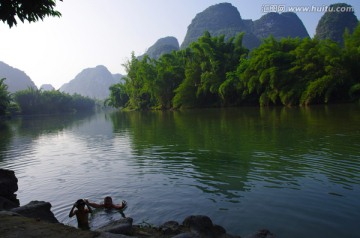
[13, 88, 95, 115]
[0, 82, 95, 117]
[107, 23, 360, 110]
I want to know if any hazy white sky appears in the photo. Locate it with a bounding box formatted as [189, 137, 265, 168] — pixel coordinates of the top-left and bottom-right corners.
[1, 0, 359, 89]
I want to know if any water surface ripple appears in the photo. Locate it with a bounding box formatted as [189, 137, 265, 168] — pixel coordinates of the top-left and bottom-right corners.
[0, 106, 359, 237]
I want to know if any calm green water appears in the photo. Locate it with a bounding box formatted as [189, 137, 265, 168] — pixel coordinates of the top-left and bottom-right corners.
[0, 105, 360, 237]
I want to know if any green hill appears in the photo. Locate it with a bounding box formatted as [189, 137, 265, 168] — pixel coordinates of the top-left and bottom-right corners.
[315, 3, 358, 45]
[253, 12, 309, 39]
[180, 3, 308, 50]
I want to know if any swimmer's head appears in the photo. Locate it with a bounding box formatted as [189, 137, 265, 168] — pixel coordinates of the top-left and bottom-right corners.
[76, 199, 85, 208]
[104, 196, 113, 208]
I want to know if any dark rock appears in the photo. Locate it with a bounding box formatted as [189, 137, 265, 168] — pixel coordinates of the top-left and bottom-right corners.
[96, 217, 133, 235]
[245, 229, 276, 238]
[222, 234, 242, 238]
[0, 169, 19, 208]
[160, 220, 181, 235]
[183, 215, 227, 238]
[172, 232, 201, 238]
[0, 196, 19, 210]
[212, 224, 227, 237]
[97, 232, 133, 238]
[183, 215, 213, 232]
[11, 200, 59, 223]
[0, 210, 21, 216]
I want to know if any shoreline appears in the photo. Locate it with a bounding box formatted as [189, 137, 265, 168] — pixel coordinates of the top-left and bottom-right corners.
[1, 169, 275, 238]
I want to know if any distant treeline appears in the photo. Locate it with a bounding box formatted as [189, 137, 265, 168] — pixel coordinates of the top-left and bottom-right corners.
[106, 24, 360, 110]
[0, 81, 95, 117]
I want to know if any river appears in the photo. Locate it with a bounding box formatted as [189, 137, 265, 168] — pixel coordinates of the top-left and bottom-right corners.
[0, 104, 359, 237]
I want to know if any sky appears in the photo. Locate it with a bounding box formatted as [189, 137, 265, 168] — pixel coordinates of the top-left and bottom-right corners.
[1, 0, 360, 89]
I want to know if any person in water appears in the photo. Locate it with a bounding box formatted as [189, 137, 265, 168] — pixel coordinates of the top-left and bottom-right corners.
[85, 196, 127, 209]
[68, 199, 93, 230]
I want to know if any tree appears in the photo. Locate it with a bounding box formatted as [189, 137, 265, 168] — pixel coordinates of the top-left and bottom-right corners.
[343, 23, 360, 101]
[155, 52, 185, 109]
[293, 39, 346, 105]
[0, 78, 12, 116]
[13, 88, 95, 114]
[238, 36, 300, 106]
[0, 0, 62, 28]
[173, 32, 248, 108]
[106, 83, 129, 108]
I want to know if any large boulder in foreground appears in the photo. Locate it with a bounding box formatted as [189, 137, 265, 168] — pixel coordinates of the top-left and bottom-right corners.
[244, 229, 276, 238]
[182, 215, 237, 238]
[0, 168, 20, 209]
[0, 212, 100, 238]
[11, 200, 59, 223]
[96, 217, 133, 235]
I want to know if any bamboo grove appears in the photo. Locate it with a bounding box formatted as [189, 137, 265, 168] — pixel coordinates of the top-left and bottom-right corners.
[107, 24, 360, 110]
[0, 81, 95, 116]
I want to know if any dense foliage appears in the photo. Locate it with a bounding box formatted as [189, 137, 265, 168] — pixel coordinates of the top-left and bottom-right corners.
[0, 78, 12, 116]
[13, 88, 95, 115]
[108, 24, 360, 110]
[0, 0, 62, 28]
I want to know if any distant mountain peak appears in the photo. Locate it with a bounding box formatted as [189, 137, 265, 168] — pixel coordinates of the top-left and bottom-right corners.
[180, 2, 309, 50]
[40, 84, 55, 91]
[315, 3, 358, 45]
[181, 2, 246, 49]
[59, 65, 123, 100]
[0, 61, 37, 93]
[140, 36, 179, 59]
[253, 11, 309, 39]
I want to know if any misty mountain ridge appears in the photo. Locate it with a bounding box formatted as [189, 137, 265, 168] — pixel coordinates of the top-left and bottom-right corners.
[0, 61, 37, 93]
[140, 36, 180, 60]
[40, 84, 55, 91]
[59, 65, 124, 100]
